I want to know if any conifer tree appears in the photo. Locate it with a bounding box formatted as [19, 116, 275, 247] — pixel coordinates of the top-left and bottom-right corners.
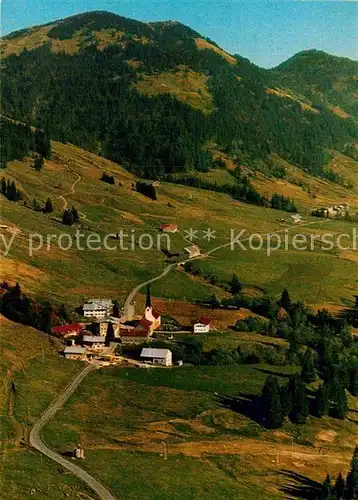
[278, 288, 291, 311]
[328, 372, 348, 420]
[105, 322, 115, 346]
[314, 383, 329, 418]
[229, 273, 242, 295]
[43, 198, 53, 213]
[1, 177, 7, 196]
[71, 206, 80, 223]
[348, 366, 358, 397]
[321, 474, 332, 500]
[34, 155, 44, 171]
[58, 303, 70, 323]
[62, 209, 74, 226]
[346, 446, 358, 500]
[288, 375, 309, 424]
[261, 375, 283, 429]
[301, 348, 316, 383]
[209, 294, 220, 310]
[334, 473, 345, 499]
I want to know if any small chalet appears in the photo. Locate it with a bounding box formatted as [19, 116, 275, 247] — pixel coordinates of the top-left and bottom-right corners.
[193, 317, 211, 333]
[140, 348, 172, 366]
[52, 323, 85, 338]
[160, 224, 178, 233]
[184, 244, 201, 259]
[63, 345, 86, 360]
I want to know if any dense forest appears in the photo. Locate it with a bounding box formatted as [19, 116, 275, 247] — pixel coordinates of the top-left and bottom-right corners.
[0, 117, 52, 168]
[1, 11, 357, 183]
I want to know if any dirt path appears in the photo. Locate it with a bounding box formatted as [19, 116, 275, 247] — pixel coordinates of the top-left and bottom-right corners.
[58, 163, 82, 211]
[29, 364, 116, 500]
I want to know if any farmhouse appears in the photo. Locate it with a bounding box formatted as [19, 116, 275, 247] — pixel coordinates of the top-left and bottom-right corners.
[290, 214, 302, 224]
[312, 203, 350, 219]
[52, 323, 85, 338]
[140, 348, 172, 366]
[160, 223, 178, 233]
[194, 317, 211, 333]
[63, 345, 86, 360]
[82, 335, 106, 349]
[184, 244, 201, 259]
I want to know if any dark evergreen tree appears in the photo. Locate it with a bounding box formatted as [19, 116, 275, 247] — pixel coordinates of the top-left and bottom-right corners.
[229, 273, 242, 295]
[328, 372, 348, 420]
[346, 446, 358, 500]
[1, 177, 7, 196]
[321, 474, 332, 500]
[71, 206, 80, 223]
[58, 303, 70, 323]
[34, 155, 44, 171]
[62, 209, 74, 226]
[314, 384, 329, 418]
[334, 473, 345, 500]
[348, 366, 358, 396]
[34, 129, 52, 159]
[301, 348, 316, 383]
[43, 197, 54, 213]
[288, 375, 309, 424]
[279, 288, 291, 311]
[112, 300, 120, 318]
[261, 375, 283, 429]
[209, 294, 220, 310]
[105, 322, 115, 346]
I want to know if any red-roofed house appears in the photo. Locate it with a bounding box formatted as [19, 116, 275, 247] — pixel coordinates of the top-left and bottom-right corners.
[160, 224, 178, 233]
[52, 323, 85, 338]
[119, 320, 152, 344]
[193, 317, 211, 333]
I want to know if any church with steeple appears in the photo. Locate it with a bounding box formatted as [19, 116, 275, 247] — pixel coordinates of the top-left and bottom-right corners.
[143, 284, 161, 332]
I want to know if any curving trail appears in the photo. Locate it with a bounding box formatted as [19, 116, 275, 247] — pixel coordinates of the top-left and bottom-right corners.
[58, 164, 82, 211]
[29, 363, 116, 500]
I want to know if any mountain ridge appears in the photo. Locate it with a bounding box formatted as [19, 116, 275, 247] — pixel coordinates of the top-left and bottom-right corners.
[1, 10, 357, 185]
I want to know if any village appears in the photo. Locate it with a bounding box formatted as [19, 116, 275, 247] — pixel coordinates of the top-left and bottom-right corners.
[53, 284, 211, 368]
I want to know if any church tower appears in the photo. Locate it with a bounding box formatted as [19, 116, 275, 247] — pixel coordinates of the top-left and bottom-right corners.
[145, 284, 152, 321]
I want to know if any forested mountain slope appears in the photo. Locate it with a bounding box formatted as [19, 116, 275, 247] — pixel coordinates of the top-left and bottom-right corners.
[1, 11, 357, 182]
[271, 50, 358, 119]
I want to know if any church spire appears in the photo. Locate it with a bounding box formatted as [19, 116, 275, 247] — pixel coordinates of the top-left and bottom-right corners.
[146, 284, 152, 309]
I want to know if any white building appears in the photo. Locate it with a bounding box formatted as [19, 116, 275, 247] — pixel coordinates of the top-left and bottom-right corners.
[83, 299, 112, 318]
[140, 348, 172, 366]
[193, 317, 211, 333]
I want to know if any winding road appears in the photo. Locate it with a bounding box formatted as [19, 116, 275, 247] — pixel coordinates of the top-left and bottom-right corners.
[29, 363, 116, 500]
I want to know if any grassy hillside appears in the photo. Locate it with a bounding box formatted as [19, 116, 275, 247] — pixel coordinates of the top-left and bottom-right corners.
[0, 316, 92, 499]
[42, 360, 358, 499]
[1, 140, 357, 313]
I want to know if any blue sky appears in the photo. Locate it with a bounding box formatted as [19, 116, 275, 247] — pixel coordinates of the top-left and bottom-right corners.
[2, 1, 357, 68]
